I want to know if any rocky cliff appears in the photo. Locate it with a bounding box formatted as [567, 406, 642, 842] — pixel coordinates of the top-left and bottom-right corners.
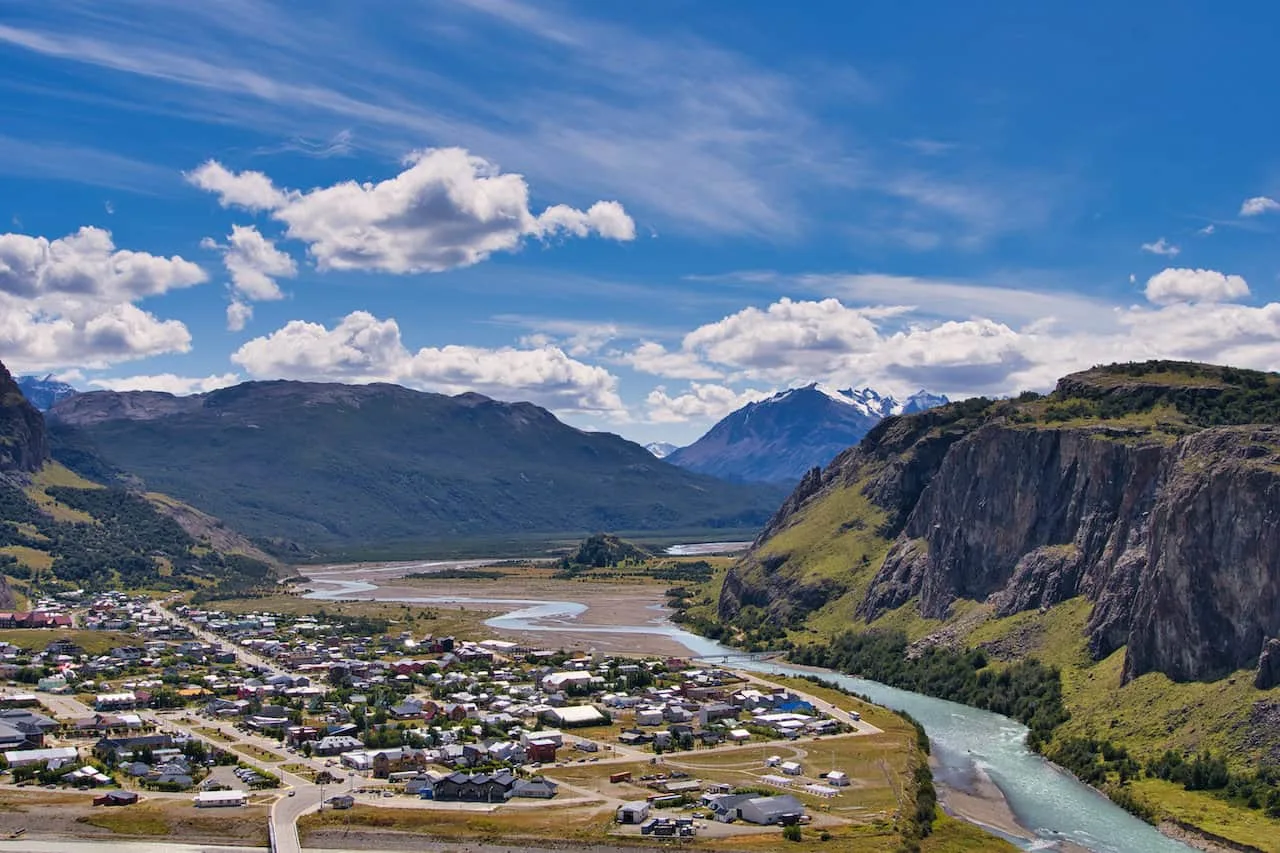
[720, 362, 1280, 685]
[0, 359, 48, 473]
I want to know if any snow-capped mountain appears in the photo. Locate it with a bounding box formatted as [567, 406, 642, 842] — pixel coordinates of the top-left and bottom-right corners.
[645, 442, 679, 459]
[16, 375, 78, 411]
[666, 383, 949, 484]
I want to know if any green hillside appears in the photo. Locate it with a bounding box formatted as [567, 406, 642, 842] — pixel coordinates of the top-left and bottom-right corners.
[0, 463, 276, 598]
[692, 361, 1280, 849]
[48, 381, 784, 556]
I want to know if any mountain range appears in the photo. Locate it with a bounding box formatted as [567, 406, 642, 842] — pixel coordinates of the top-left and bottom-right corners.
[45, 381, 786, 556]
[15, 375, 78, 411]
[664, 384, 948, 484]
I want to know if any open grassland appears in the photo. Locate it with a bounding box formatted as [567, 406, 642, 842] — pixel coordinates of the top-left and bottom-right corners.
[301, 801, 616, 845]
[0, 627, 137, 655]
[211, 593, 500, 640]
[0, 544, 53, 571]
[22, 463, 101, 523]
[0, 791, 268, 845]
[1132, 779, 1280, 851]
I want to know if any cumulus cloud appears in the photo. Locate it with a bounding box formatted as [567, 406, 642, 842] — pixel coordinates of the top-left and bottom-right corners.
[203, 225, 296, 301]
[188, 148, 635, 275]
[201, 225, 297, 328]
[89, 372, 241, 396]
[645, 383, 772, 423]
[0, 302, 192, 372]
[187, 161, 288, 211]
[622, 342, 723, 380]
[0, 227, 203, 371]
[1240, 196, 1280, 217]
[226, 299, 253, 332]
[681, 297, 882, 379]
[631, 274, 1280, 412]
[1144, 268, 1249, 305]
[0, 226, 205, 305]
[232, 310, 625, 415]
[1140, 237, 1180, 257]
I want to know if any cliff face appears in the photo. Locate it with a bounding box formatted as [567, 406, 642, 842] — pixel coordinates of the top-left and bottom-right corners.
[720, 363, 1280, 685]
[0, 359, 48, 473]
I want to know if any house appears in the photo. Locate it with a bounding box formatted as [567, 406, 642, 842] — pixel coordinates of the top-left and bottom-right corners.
[617, 801, 650, 824]
[327, 794, 355, 810]
[389, 698, 424, 720]
[698, 702, 739, 725]
[635, 708, 664, 727]
[93, 734, 173, 761]
[93, 790, 139, 806]
[510, 777, 558, 799]
[524, 739, 558, 763]
[825, 770, 850, 787]
[313, 735, 363, 756]
[780, 760, 803, 776]
[430, 770, 518, 802]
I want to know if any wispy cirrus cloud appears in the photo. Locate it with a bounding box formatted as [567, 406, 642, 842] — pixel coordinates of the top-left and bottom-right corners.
[0, 3, 1047, 244]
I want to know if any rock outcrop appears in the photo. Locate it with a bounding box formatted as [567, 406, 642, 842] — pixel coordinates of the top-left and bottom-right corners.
[720, 362, 1280, 685]
[0, 359, 48, 473]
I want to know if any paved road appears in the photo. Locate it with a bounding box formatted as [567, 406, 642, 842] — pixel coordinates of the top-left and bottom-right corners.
[154, 601, 283, 676]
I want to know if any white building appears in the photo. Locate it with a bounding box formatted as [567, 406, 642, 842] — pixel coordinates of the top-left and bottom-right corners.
[194, 790, 247, 807]
[4, 746, 78, 768]
[543, 704, 606, 727]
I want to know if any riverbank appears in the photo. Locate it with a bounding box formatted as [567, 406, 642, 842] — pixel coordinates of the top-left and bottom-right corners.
[294, 559, 1201, 853]
[304, 568, 697, 656]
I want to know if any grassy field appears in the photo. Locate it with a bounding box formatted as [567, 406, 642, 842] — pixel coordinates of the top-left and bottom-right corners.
[0, 627, 137, 655]
[22, 463, 100, 523]
[0, 544, 54, 572]
[1131, 778, 1279, 850]
[77, 800, 270, 844]
[232, 741, 282, 762]
[193, 726, 234, 743]
[210, 593, 500, 640]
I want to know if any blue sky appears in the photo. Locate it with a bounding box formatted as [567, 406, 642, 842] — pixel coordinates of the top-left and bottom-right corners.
[2, 1, 1279, 444]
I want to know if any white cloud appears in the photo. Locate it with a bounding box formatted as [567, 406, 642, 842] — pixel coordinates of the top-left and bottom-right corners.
[1144, 268, 1249, 306]
[1140, 237, 1180, 256]
[187, 161, 287, 211]
[795, 272, 1110, 328]
[681, 297, 883, 379]
[0, 226, 205, 305]
[0, 227, 203, 371]
[1198, 224, 1215, 236]
[622, 342, 723, 380]
[1240, 196, 1280, 217]
[232, 310, 625, 415]
[0, 302, 192, 372]
[538, 201, 637, 241]
[89, 372, 241, 396]
[226, 299, 253, 332]
[645, 382, 771, 423]
[190, 149, 635, 275]
[201, 224, 296, 311]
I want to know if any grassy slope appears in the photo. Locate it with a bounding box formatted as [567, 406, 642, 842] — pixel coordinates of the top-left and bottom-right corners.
[693, 482, 1280, 844]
